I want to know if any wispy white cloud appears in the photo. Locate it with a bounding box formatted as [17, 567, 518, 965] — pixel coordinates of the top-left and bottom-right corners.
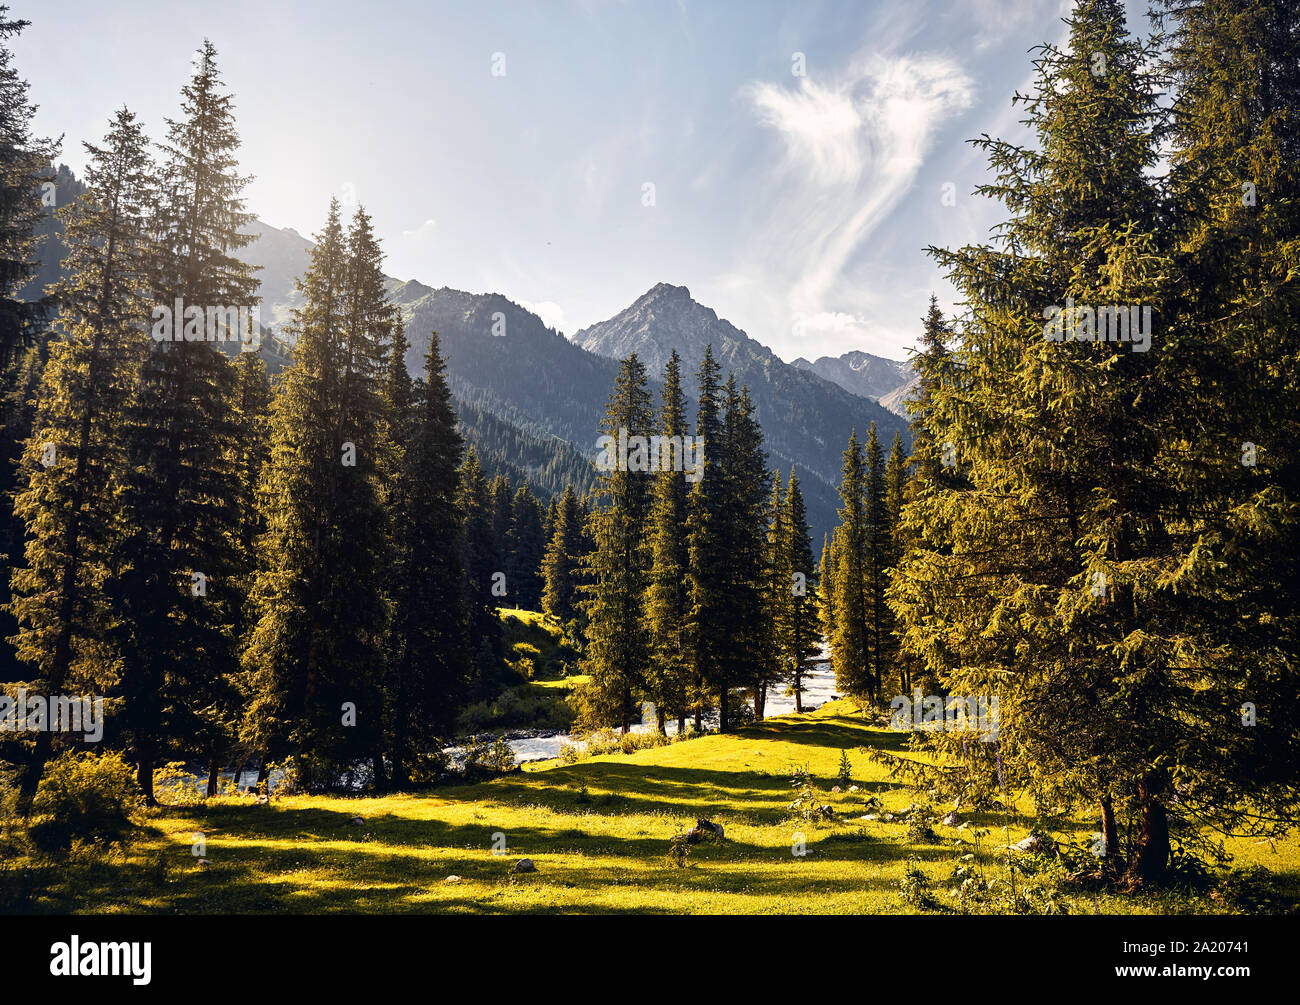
[517, 298, 567, 333]
[400, 218, 437, 239]
[741, 52, 975, 349]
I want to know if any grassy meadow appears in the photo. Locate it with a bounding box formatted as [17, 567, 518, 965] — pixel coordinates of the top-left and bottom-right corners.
[4, 700, 1296, 915]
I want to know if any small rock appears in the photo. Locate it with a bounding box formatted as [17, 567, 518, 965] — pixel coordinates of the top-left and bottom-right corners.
[443, 875, 462, 883]
[830, 785, 842, 793]
[511, 858, 536, 874]
[882, 813, 897, 823]
[256, 794, 269, 804]
[350, 816, 365, 825]
[941, 811, 960, 827]
[859, 814, 878, 821]
[683, 818, 725, 843]
[196, 858, 209, 868]
[961, 853, 974, 861]
[1015, 833, 1056, 855]
[848, 785, 861, 792]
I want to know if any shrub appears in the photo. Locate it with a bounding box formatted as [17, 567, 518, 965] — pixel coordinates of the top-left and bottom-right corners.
[900, 858, 937, 909]
[30, 751, 141, 851]
[836, 749, 853, 788]
[463, 735, 516, 775]
[557, 742, 581, 766]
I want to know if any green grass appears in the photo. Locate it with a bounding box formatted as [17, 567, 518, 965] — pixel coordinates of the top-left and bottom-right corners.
[453, 610, 582, 734]
[4, 700, 1297, 914]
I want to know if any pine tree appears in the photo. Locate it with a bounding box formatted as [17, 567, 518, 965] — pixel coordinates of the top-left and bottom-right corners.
[576, 354, 653, 733]
[383, 333, 469, 786]
[715, 379, 771, 724]
[905, 296, 955, 490]
[764, 472, 792, 715]
[863, 423, 892, 700]
[542, 484, 584, 624]
[883, 432, 911, 692]
[507, 483, 546, 610]
[0, 9, 57, 389]
[241, 201, 391, 791]
[829, 431, 871, 701]
[782, 471, 819, 712]
[6, 109, 153, 811]
[489, 474, 514, 604]
[891, 0, 1208, 881]
[685, 344, 726, 729]
[543, 495, 558, 546]
[817, 532, 835, 650]
[1138, 0, 1300, 878]
[112, 42, 260, 803]
[644, 350, 691, 731]
[458, 448, 501, 665]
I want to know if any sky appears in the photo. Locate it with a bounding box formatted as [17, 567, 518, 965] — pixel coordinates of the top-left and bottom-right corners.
[13, 0, 1153, 362]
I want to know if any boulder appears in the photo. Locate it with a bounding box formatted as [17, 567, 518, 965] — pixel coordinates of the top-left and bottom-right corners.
[684, 818, 725, 844]
[1015, 833, 1056, 855]
[510, 858, 536, 874]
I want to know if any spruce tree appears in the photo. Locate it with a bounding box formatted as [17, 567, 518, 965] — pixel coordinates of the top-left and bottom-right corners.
[458, 448, 501, 667]
[863, 423, 891, 700]
[6, 109, 153, 810]
[542, 484, 584, 624]
[113, 42, 260, 802]
[507, 483, 545, 610]
[0, 9, 57, 389]
[489, 474, 514, 604]
[241, 201, 391, 791]
[685, 344, 726, 729]
[644, 350, 691, 731]
[576, 354, 653, 733]
[782, 471, 819, 712]
[383, 333, 469, 786]
[829, 431, 871, 701]
[891, 0, 1203, 881]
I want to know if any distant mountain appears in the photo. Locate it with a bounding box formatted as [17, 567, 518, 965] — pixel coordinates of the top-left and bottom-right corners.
[244, 219, 314, 331]
[27, 182, 902, 533]
[877, 373, 920, 418]
[790, 349, 912, 403]
[19, 164, 86, 303]
[388, 280, 629, 448]
[573, 283, 911, 536]
[244, 228, 909, 538]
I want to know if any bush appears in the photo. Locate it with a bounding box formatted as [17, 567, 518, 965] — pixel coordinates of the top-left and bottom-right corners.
[30, 751, 141, 851]
[900, 858, 937, 910]
[836, 749, 853, 788]
[463, 735, 516, 775]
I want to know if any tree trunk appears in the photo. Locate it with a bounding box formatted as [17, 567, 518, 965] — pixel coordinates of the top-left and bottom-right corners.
[17, 730, 54, 815]
[137, 754, 157, 807]
[1125, 772, 1170, 886]
[677, 712, 686, 735]
[372, 751, 388, 793]
[656, 707, 666, 735]
[205, 753, 220, 798]
[794, 668, 804, 713]
[1100, 794, 1120, 870]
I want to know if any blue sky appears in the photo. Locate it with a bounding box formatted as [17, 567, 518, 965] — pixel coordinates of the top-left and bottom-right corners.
[14, 0, 1151, 362]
